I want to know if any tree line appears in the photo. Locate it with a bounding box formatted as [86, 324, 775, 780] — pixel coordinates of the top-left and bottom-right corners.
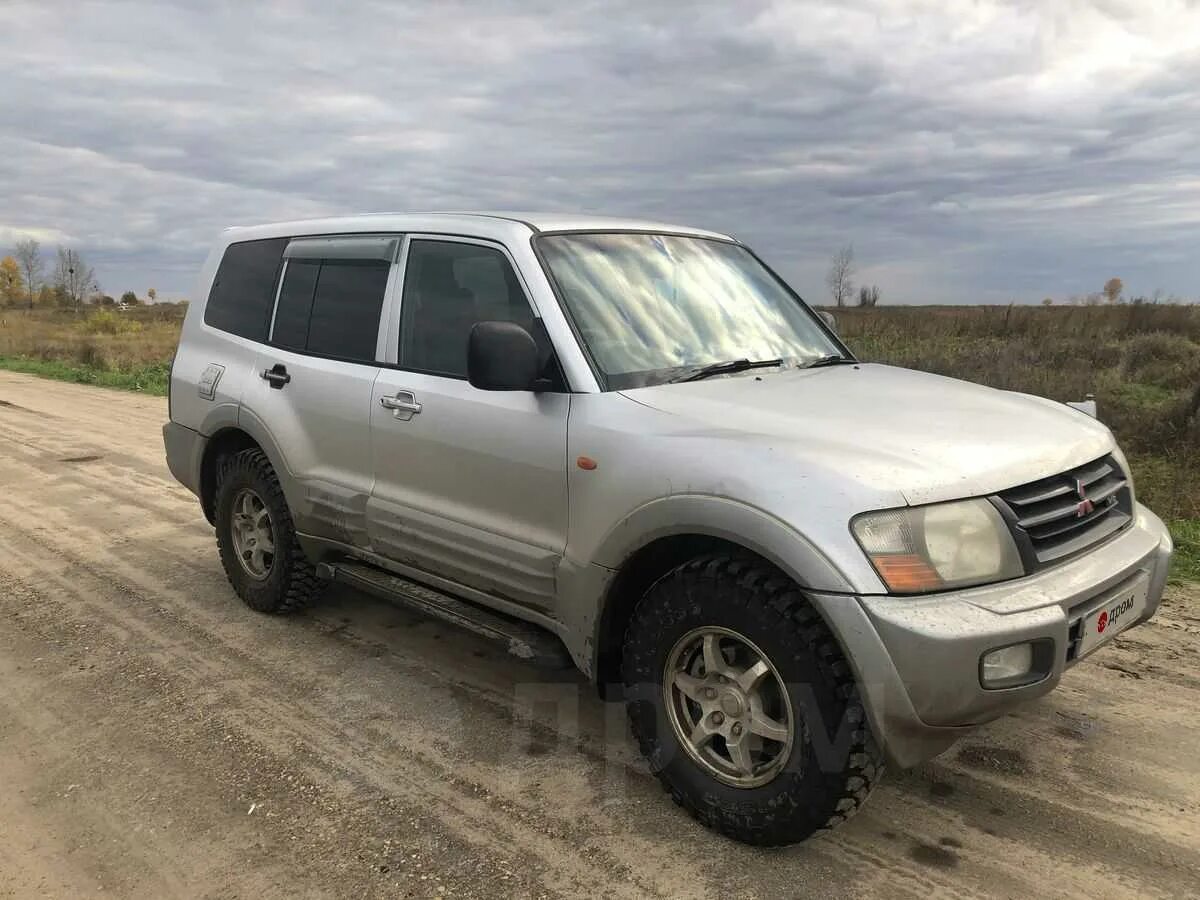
[0, 237, 156, 308]
[1040, 278, 1181, 306]
[823, 244, 1180, 308]
[826, 244, 880, 307]
[2, 238, 95, 307]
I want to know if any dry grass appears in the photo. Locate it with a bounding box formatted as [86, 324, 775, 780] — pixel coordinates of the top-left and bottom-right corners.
[0, 305, 184, 371]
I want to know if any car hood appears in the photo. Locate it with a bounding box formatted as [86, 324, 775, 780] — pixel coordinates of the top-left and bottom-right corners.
[619, 363, 1115, 507]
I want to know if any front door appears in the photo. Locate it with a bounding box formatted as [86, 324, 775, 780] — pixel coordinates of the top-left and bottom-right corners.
[367, 237, 569, 612]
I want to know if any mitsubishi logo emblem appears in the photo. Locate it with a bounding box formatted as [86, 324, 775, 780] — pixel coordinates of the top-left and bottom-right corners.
[1074, 478, 1095, 517]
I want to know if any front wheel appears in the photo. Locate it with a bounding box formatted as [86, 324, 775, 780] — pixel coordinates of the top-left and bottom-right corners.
[621, 554, 883, 846]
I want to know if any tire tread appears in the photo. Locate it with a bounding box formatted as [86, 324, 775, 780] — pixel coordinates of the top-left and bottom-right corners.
[620, 552, 883, 845]
[214, 448, 322, 614]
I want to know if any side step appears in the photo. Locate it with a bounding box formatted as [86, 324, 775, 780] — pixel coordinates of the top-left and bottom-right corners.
[316, 560, 573, 669]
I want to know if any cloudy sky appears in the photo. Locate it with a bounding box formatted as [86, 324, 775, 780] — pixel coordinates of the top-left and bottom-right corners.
[2, 0, 1198, 304]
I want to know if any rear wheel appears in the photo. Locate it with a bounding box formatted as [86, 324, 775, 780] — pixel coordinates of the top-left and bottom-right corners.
[214, 448, 322, 614]
[621, 554, 883, 846]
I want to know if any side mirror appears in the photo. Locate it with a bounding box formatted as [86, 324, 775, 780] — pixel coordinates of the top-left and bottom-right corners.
[817, 310, 838, 333]
[468, 321, 540, 391]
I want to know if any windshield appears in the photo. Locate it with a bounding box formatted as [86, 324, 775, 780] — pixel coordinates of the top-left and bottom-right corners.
[537, 233, 842, 388]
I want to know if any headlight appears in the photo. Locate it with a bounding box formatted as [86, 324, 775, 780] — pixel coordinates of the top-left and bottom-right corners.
[851, 498, 1024, 594]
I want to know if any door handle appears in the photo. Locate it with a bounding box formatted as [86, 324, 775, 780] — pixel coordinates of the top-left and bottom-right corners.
[260, 364, 290, 389]
[380, 391, 422, 419]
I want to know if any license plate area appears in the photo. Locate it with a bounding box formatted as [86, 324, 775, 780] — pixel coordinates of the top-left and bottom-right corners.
[1069, 575, 1149, 661]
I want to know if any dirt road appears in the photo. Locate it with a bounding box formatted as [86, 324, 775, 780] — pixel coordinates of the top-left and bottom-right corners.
[1, 370, 1198, 899]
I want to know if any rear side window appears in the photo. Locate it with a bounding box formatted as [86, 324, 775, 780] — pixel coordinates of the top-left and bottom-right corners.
[204, 238, 288, 341]
[271, 259, 389, 362]
[271, 261, 319, 350]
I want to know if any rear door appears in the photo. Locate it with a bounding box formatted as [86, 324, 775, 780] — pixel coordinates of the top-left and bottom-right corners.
[172, 237, 289, 434]
[242, 234, 400, 548]
[366, 236, 569, 612]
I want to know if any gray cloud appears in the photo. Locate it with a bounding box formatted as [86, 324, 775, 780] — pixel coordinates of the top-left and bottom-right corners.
[1, 0, 1197, 303]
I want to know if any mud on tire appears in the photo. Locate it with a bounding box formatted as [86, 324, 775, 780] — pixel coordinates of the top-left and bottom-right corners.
[214, 448, 323, 614]
[621, 553, 883, 846]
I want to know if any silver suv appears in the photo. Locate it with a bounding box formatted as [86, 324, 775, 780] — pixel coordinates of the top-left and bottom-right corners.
[164, 213, 1173, 845]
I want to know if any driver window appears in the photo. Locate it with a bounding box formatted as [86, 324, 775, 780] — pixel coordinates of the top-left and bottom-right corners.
[398, 240, 538, 379]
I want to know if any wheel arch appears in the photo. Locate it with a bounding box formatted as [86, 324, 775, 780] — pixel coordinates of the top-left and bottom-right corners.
[593, 533, 747, 692]
[198, 403, 305, 525]
[585, 499, 857, 693]
[199, 427, 261, 524]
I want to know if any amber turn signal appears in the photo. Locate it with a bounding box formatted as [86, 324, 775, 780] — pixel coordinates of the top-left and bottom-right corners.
[868, 553, 943, 593]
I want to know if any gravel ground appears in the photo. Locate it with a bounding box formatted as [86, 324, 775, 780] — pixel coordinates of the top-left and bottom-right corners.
[1, 370, 1198, 899]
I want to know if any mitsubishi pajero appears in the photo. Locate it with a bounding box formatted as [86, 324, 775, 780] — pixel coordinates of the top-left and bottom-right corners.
[164, 213, 1173, 845]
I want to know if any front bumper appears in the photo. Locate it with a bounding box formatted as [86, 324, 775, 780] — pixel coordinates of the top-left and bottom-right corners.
[813, 502, 1173, 768]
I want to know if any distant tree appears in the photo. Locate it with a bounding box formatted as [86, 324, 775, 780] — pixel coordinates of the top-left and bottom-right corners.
[98, 294, 115, 306]
[0, 256, 24, 306]
[147, 287, 157, 303]
[120, 290, 140, 306]
[858, 284, 880, 307]
[826, 244, 855, 308]
[14, 238, 43, 309]
[1041, 297, 1053, 306]
[54, 246, 98, 307]
[1103, 277, 1123, 305]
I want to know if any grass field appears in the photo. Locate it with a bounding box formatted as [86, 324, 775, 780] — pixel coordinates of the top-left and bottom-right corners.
[1, 301, 1197, 578]
[0, 305, 181, 394]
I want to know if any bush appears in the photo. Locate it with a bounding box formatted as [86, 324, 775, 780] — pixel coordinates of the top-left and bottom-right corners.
[75, 340, 105, 368]
[83, 309, 143, 335]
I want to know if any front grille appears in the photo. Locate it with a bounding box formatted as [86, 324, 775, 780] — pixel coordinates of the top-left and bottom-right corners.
[994, 455, 1133, 570]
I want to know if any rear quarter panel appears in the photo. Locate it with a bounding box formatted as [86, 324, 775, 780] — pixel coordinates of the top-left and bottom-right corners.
[169, 238, 259, 435]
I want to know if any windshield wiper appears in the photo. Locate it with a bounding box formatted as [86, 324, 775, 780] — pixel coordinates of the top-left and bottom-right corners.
[672, 357, 785, 383]
[800, 354, 857, 369]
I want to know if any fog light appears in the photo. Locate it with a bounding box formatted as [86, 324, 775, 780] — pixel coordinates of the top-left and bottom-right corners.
[981, 643, 1035, 687]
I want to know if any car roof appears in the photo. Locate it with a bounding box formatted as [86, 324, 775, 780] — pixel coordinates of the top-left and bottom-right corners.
[472, 212, 734, 239]
[221, 211, 735, 244]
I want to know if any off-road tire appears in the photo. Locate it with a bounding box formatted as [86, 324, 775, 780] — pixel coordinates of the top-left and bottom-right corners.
[214, 448, 322, 614]
[621, 553, 883, 846]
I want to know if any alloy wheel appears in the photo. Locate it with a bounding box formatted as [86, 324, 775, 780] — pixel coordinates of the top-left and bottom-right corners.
[663, 626, 795, 788]
[230, 488, 275, 580]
